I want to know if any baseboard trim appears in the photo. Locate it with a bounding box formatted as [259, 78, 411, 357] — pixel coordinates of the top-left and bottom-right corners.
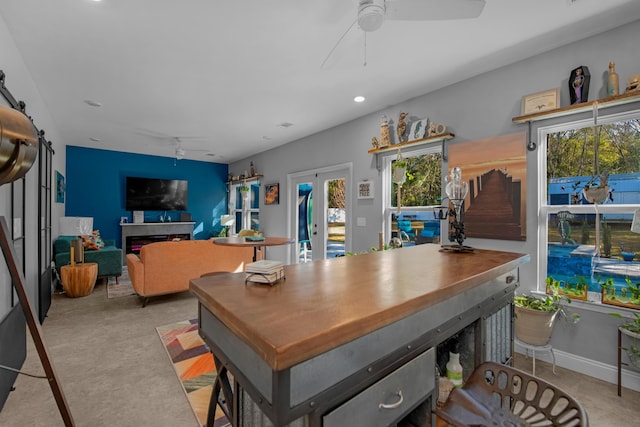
[516, 345, 640, 393]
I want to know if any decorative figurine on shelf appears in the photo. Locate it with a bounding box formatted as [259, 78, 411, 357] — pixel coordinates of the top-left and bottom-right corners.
[250, 161, 256, 177]
[371, 137, 379, 149]
[427, 122, 446, 137]
[397, 112, 408, 143]
[569, 65, 590, 104]
[380, 115, 391, 148]
[608, 61, 619, 96]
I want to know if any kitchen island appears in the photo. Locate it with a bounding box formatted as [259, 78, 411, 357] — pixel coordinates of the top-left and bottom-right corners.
[190, 244, 529, 426]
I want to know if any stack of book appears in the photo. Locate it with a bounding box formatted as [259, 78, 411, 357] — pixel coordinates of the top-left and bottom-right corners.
[245, 260, 285, 285]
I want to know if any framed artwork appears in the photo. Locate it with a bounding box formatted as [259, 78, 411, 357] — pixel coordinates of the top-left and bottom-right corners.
[55, 170, 65, 203]
[447, 132, 527, 241]
[408, 118, 428, 141]
[521, 88, 559, 115]
[264, 183, 279, 205]
[357, 181, 374, 199]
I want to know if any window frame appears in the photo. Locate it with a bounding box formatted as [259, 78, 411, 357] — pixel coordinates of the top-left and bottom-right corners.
[537, 108, 640, 303]
[228, 178, 260, 233]
[382, 143, 444, 243]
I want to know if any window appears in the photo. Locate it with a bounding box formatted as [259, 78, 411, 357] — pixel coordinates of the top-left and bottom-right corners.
[383, 145, 443, 246]
[229, 180, 260, 234]
[538, 111, 640, 304]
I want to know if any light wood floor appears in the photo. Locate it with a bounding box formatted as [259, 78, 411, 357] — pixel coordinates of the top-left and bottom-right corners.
[0, 281, 637, 426]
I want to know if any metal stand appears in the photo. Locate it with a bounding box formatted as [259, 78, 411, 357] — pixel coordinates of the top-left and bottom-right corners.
[0, 217, 75, 426]
[515, 338, 556, 376]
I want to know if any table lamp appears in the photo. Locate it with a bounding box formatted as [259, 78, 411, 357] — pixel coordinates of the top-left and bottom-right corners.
[59, 216, 93, 265]
[442, 166, 473, 252]
[220, 214, 235, 237]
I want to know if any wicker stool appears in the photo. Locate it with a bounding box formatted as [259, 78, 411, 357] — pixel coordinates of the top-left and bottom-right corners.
[435, 361, 588, 426]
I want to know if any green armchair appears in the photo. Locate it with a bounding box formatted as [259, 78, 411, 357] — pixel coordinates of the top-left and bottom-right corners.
[54, 236, 123, 283]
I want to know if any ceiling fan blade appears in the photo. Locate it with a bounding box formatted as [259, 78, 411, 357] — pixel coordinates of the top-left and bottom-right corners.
[386, 0, 486, 21]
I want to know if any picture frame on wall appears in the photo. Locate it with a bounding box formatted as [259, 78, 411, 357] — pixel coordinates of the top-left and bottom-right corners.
[55, 170, 65, 203]
[521, 88, 560, 115]
[264, 183, 279, 205]
[357, 181, 374, 200]
[408, 118, 428, 141]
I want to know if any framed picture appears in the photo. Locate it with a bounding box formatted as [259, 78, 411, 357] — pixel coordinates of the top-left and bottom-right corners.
[357, 181, 374, 199]
[408, 118, 428, 141]
[55, 170, 65, 203]
[521, 88, 560, 115]
[264, 183, 279, 205]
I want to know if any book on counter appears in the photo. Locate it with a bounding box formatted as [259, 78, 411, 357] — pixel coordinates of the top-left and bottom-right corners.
[245, 260, 285, 285]
[245, 260, 283, 274]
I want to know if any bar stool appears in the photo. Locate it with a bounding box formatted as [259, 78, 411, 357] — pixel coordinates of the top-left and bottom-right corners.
[435, 361, 588, 426]
[515, 338, 556, 376]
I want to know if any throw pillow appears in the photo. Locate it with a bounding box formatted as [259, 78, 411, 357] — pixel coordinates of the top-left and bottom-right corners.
[82, 230, 105, 251]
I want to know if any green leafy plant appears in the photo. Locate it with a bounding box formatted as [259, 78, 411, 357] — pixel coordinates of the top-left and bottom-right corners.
[239, 185, 250, 192]
[515, 282, 581, 323]
[610, 312, 640, 334]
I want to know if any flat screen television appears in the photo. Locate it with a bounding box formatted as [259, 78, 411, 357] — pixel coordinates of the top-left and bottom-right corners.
[125, 176, 188, 211]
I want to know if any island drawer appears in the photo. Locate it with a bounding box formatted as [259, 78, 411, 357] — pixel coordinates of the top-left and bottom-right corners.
[322, 347, 435, 427]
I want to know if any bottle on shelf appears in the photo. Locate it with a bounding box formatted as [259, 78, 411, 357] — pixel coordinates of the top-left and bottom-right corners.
[446, 351, 463, 388]
[608, 61, 619, 97]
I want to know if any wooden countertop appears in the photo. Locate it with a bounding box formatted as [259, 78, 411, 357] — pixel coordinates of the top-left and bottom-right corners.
[190, 245, 529, 371]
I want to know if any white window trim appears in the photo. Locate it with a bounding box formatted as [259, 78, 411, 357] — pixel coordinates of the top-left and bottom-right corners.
[381, 144, 443, 243]
[536, 108, 640, 313]
[229, 178, 260, 233]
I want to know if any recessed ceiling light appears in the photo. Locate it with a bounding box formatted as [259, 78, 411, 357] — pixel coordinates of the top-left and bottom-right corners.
[89, 137, 100, 142]
[84, 100, 102, 107]
[354, 96, 366, 103]
[206, 153, 216, 157]
[262, 136, 272, 141]
[277, 122, 294, 128]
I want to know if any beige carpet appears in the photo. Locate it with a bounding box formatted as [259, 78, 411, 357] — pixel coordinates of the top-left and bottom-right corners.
[106, 267, 136, 298]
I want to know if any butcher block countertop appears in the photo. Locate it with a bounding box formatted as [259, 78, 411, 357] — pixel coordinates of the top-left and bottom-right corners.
[190, 244, 529, 371]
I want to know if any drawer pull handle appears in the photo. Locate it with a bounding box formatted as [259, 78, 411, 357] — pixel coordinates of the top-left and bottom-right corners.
[379, 390, 403, 409]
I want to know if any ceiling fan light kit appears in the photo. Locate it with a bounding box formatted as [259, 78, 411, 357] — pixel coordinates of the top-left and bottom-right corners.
[358, 0, 385, 32]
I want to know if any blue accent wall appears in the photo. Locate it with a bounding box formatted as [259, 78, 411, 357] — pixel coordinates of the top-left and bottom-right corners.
[66, 146, 228, 247]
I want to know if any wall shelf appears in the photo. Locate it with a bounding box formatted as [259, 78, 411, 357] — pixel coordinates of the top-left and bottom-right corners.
[227, 174, 263, 185]
[512, 91, 640, 124]
[367, 133, 455, 154]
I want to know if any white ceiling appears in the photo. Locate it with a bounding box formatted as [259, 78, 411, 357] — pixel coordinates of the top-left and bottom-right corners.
[2, 0, 640, 163]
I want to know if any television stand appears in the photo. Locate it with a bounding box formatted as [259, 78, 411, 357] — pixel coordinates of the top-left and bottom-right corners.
[121, 222, 195, 264]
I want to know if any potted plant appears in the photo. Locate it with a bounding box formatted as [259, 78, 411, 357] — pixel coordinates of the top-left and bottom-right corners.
[610, 312, 640, 369]
[602, 276, 640, 310]
[514, 288, 580, 346]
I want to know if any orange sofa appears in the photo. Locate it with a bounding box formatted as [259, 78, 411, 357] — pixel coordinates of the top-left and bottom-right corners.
[126, 239, 253, 306]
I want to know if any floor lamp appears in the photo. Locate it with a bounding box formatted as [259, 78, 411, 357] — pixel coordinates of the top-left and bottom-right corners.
[59, 217, 93, 265]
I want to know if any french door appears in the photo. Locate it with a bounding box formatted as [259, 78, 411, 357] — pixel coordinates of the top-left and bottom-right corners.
[288, 164, 352, 263]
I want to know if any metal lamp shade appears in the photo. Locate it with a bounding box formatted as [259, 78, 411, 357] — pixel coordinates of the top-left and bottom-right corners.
[0, 105, 38, 185]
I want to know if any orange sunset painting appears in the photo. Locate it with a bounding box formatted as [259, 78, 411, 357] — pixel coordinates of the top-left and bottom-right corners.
[447, 132, 526, 241]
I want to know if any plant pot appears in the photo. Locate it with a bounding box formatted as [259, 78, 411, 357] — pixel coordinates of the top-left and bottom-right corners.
[515, 306, 558, 346]
[582, 186, 609, 204]
[393, 166, 406, 184]
[619, 327, 640, 369]
[621, 251, 636, 262]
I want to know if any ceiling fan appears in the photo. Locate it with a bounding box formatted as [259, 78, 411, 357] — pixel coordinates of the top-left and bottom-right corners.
[322, 0, 486, 67]
[135, 128, 213, 160]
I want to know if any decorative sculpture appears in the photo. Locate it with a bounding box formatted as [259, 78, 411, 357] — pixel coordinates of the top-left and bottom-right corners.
[397, 112, 408, 143]
[371, 137, 379, 149]
[441, 166, 474, 252]
[380, 115, 391, 147]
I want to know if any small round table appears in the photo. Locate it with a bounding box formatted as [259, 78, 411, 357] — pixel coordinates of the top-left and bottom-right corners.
[214, 236, 293, 262]
[60, 262, 98, 297]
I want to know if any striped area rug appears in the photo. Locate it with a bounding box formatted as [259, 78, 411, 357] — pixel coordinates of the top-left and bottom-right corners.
[156, 319, 230, 427]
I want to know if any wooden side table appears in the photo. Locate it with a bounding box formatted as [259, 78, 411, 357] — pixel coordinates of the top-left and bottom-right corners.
[60, 262, 98, 297]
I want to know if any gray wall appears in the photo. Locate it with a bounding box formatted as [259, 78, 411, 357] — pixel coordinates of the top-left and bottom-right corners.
[0, 13, 65, 321]
[231, 20, 640, 382]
